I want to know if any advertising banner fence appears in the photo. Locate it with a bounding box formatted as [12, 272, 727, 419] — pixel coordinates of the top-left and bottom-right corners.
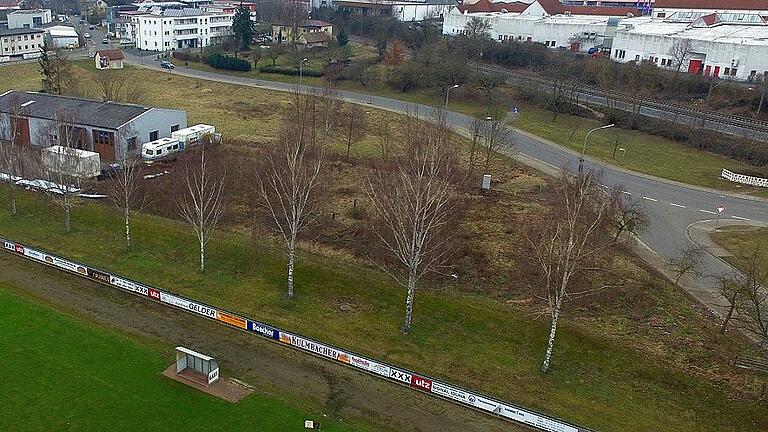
[0, 236, 588, 432]
[721, 169, 768, 188]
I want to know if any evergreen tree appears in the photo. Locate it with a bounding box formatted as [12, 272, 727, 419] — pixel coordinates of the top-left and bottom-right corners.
[38, 45, 71, 95]
[232, 6, 254, 51]
[337, 27, 349, 47]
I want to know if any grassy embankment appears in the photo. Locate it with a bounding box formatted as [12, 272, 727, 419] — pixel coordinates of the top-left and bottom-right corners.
[711, 226, 768, 276]
[1, 60, 767, 432]
[173, 50, 768, 197]
[0, 282, 362, 432]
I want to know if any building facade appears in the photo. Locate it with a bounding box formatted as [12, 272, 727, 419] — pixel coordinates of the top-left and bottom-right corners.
[0, 28, 44, 58]
[123, 7, 233, 51]
[45, 25, 80, 48]
[0, 91, 188, 162]
[652, 0, 768, 19]
[272, 20, 333, 44]
[7, 9, 52, 29]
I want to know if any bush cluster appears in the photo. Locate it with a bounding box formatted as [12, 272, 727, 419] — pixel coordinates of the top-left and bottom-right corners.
[207, 53, 252, 71]
[258, 65, 323, 77]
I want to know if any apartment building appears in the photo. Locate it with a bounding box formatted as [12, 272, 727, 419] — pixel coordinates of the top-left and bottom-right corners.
[125, 7, 233, 51]
[0, 28, 44, 58]
[7, 9, 52, 29]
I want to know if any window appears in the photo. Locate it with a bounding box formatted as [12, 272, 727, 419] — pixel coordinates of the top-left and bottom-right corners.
[149, 130, 159, 141]
[724, 67, 730, 75]
[731, 68, 737, 76]
[635, 55, 640, 61]
[145, 149, 153, 155]
[657, 13, 666, 18]
[550, 40, 556, 46]
[172, 144, 178, 150]
[171, 124, 180, 132]
[157, 149, 163, 155]
[127, 137, 137, 151]
[93, 130, 114, 146]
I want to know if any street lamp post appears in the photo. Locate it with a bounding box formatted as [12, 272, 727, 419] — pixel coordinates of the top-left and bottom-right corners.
[579, 123, 615, 174]
[444, 84, 459, 111]
[299, 57, 308, 92]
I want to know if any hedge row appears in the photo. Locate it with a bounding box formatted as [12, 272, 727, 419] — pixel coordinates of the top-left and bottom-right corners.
[207, 53, 251, 71]
[258, 65, 323, 77]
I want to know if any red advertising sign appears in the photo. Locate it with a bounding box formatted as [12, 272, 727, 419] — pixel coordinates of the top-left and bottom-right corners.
[148, 288, 161, 300]
[14, 244, 24, 254]
[411, 375, 432, 392]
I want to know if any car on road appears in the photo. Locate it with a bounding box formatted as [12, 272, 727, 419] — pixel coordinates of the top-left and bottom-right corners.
[160, 60, 175, 69]
[84, 32, 91, 38]
[89, 25, 95, 30]
[102, 38, 109, 44]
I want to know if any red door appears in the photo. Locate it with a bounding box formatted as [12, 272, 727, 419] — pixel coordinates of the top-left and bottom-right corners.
[688, 59, 703, 74]
[704, 65, 711, 77]
[713, 66, 720, 77]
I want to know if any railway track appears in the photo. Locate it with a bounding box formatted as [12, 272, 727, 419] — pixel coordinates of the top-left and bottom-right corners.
[479, 64, 768, 141]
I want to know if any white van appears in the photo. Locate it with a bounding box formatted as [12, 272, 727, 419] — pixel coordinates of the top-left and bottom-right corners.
[142, 137, 181, 161]
[171, 124, 216, 148]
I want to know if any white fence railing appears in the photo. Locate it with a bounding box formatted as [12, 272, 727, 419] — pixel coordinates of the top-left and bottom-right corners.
[721, 169, 768, 188]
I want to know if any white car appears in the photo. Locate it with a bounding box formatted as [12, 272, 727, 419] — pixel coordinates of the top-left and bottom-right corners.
[102, 38, 109, 44]
[84, 32, 91, 38]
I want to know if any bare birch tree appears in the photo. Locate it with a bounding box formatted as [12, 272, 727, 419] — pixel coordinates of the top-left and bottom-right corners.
[36, 111, 90, 233]
[481, 109, 516, 172]
[178, 144, 226, 273]
[728, 249, 768, 345]
[528, 169, 623, 373]
[366, 111, 457, 333]
[93, 71, 146, 104]
[0, 95, 28, 216]
[668, 38, 694, 77]
[110, 157, 145, 248]
[257, 89, 338, 298]
[668, 244, 704, 285]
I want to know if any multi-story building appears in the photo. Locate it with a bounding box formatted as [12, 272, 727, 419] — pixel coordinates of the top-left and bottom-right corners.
[125, 7, 233, 51]
[7, 9, 52, 29]
[272, 19, 334, 44]
[0, 28, 44, 58]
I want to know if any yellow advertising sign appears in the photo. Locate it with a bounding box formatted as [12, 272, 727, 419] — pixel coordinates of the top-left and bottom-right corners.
[216, 311, 247, 329]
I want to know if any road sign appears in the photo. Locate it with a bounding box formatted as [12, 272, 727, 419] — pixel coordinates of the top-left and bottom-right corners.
[716, 206, 726, 214]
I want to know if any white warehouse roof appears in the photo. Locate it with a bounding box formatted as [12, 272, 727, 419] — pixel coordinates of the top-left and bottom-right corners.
[45, 25, 78, 38]
[620, 21, 768, 46]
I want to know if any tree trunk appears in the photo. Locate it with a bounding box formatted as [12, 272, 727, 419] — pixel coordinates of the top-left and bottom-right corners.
[124, 208, 131, 248]
[403, 270, 417, 333]
[720, 293, 737, 334]
[199, 235, 205, 273]
[64, 204, 71, 233]
[287, 243, 295, 298]
[541, 294, 562, 373]
[10, 185, 16, 216]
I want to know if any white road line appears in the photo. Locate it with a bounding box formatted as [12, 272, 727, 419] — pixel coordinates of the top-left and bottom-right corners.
[599, 184, 608, 188]
[700, 209, 717, 215]
[732, 216, 751, 221]
[669, 203, 686, 208]
[621, 191, 631, 195]
[642, 196, 658, 202]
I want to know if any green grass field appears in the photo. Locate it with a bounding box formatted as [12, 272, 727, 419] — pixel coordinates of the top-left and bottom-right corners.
[0, 187, 766, 432]
[711, 226, 768, 276]
[0, 283, 360, 432]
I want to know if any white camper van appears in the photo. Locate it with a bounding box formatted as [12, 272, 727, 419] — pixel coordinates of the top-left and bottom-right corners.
[171, 124, 216, 148]
[142, 137, 180, 161]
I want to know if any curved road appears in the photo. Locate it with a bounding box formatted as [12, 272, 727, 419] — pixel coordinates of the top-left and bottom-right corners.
[127, 54, 768, 315]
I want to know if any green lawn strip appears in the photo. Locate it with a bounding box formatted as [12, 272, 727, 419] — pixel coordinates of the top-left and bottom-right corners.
[0, 188, 765, 432]
[0, 282, 360, 432]
[711, 226, 768, 276]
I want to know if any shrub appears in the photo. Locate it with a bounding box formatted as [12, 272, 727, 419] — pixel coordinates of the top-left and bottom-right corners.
[257, 65, 323, 77]
[206, 52, 251, 71]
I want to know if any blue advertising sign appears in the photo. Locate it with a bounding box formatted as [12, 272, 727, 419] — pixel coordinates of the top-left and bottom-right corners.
[247, 320, 279, 340]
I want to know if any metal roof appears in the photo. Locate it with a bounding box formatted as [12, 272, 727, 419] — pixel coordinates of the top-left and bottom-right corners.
[0, 27, 44, 36]
[0, 91, 152, 130]
[175, 346, 214, 361]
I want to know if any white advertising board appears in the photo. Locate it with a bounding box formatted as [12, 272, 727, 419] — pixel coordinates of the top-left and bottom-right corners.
[23, 248, 45, 262]
[159, 292, 217, 318]
[110, 275, 149, 296]
[282, 333, 344, 361]
[388, 368, 413, 385]
[348, 355, 391, 378]
[207, 367, 219, 384]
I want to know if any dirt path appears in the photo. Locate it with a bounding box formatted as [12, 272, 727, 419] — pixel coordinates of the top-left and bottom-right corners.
[0, 253, 524, 432]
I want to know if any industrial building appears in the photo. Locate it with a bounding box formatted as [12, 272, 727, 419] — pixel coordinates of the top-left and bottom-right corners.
[44, 25, 80, 49]
[7, 9, 51, 29]
[445, 0, 768, 81]
[0, 91, 187, 162]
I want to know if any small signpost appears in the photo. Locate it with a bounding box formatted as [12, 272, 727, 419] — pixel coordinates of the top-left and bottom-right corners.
[715, 205, 726, 229]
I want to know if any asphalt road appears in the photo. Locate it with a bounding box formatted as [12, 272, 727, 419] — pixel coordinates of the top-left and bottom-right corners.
[126, 55, 768, 314]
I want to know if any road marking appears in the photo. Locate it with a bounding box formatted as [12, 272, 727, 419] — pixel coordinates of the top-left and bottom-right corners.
[621, 191, 631, 195]
[669, 203, 686, 208]
[732, 216, 751, 221]
[700, 209, 717, 215]
[642, 196, 658, 202]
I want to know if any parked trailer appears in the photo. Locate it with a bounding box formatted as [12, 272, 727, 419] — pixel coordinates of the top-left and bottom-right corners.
[41, 146, 101, 179]
[171, 124, 216, 148]
[142, 137, 181, 161]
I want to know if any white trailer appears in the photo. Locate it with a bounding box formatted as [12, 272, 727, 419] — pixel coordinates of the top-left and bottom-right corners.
[142, 137, 181, 161]
[171, 124, 216, 148]
[41, 146, 101, 179]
